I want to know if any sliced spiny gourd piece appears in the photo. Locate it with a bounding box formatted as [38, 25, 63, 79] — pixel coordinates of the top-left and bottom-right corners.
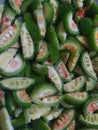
[64, 92, 89, 105]
[43, 108, 63, 122]
[60, 37, 82, 71]
[36, 41, 49, 62]
[34, 3, 46, 37]
[0, 54, 25, 76]
[83, 98, 98, 115]
[25, 104, 51, 120]
[0, 1, 4, 23]
[0, 48, 17, 69]
[32, 95, 63, 107]
[30, 83, 57, 99]
[80, 52, 97, 80]
[56, 60, 72, 82]
[63, 11, 79, 35]
[1, 5, 16, 31]
[31, 119, 51, 130]
[10, 41, 20, 49]
[20, 23, 35, 59]
[63, 76, 86, 92]
[66, 120, 75, 130]
[57, 21, 67, 43]
[13, 90, 31, 108]
[0, 89, 5, 106]
[9, 0, 23, 14]
[86, 77, 96, 91]
[42, 1, 54, 25]
[0, 19, 21, 52]
[80, 114, 98, 128]
[50, 0, 58, 23]
[32, 63, 48, 75]
[0, 77, 34, 90]
[47, 65, 63, 92]
[89, 27, 98, 52]
[24, 12, 42, 42]
[92, 55, 98, 76]
[53, 109, 75, 130]
[0, 107, 14, 130]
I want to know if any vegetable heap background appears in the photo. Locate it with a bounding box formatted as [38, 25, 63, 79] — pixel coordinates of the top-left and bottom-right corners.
[0, 0, 98, 130]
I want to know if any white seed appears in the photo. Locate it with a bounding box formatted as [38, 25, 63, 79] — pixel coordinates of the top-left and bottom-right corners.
[8, 30, 14, 35]
[5, 33, 10, 38]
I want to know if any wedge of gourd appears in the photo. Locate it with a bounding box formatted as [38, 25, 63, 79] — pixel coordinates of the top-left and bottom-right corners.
[0, 20, 21, 52]
[0, 77, 34, 90]
[20, 23, 35, 60]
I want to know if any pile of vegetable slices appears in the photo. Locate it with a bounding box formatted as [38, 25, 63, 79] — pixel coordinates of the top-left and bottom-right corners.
[0, 0, 98, 130]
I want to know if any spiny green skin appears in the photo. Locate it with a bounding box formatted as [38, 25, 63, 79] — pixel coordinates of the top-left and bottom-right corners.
[53, 110, 75, 130]
[48, 43, 60, 64]
[0, 20, 21, 52]
[9, 0, 21, 14]
[64, 92, 89, 105]
[63, 76, 86, 93]
[58, 3, 74, 21]
[83, 98, 98, 115]
[80, 52, 97, 80]
[21, 0, 33, 14]
[0, 54, 25, 76]
[79, 17, 93, 36]
[86, 77, 96, 91]
[12, 114, 26, 129]
[93, 15, 98, 27]
[32, 63, 48, 75]
[80, 114, 98, 128]
[31, 119, 51, 130]
[13, 91, 32, 109]
[5, 92, 16, 115]
[63, 11, 79, 35]
[24, 12, 42, 42]
[86, 2, 98, 18]
[89, 27, 98, 52]
[30, 83, 57, 100]
[46, 26, 59, 49]
[0, 77, 35, 90]
[43, 2, 54, 25]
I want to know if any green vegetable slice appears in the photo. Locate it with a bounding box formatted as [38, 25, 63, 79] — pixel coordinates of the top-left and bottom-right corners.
[0, 54, 25, 76]
[64, 76, 86, 92]
[86, 77, 96, 91]
[13, 90, 32, 108]
[53, 110, 75, 130]
[47, 65, 63, 92]
[83, 98, 98, 115]
[0, 77, 34, 90]
[80, 52, 97, 80]
[64, 92, 89, 105]
[80, 114, 98, 128]
[20, 23, 35, 59]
